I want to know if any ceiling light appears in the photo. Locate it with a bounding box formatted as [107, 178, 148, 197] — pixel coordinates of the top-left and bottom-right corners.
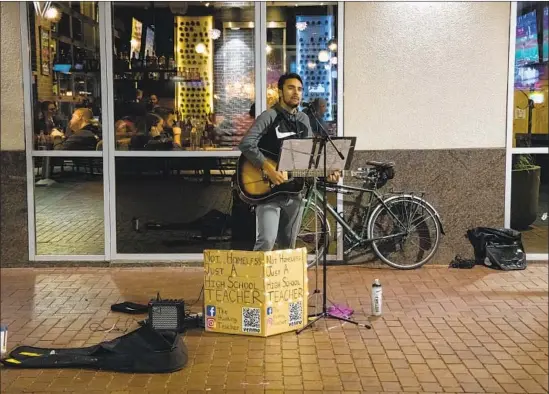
[208, 29, 221, 40]
[296, 21, 307, 31]
[318, 50, 330, 63]
[195, 42, 206, 54]
[529, 92, 544, 104]
[44, 6, 61, 22]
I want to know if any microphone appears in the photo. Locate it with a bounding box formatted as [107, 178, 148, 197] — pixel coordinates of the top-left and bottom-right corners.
[302, 101, 315, 112]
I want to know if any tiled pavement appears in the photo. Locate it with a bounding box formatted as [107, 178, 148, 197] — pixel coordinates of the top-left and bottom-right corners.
[35, 179, 105, 255]
[0, 264, 547, 394]
[33, 174, 235, 256]
[522, 225, 549, 256]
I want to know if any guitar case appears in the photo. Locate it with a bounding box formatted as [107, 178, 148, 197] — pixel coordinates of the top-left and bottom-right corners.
[0, 325, 188, 373]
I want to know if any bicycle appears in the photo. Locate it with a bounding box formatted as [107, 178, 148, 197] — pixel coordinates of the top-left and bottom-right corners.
[296, 160, 445, 270]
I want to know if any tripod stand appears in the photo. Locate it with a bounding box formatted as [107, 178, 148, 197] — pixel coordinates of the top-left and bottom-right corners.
[296, 106, 371, 334]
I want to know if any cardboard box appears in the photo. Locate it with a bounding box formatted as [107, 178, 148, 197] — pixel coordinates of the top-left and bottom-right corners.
[203, 248, 308, 337]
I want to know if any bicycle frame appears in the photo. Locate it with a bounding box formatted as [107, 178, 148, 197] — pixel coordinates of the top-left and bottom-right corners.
[304, 181, 412, 252]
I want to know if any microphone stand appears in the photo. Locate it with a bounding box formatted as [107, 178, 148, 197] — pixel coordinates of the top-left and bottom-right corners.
[297, 106, 371, 334]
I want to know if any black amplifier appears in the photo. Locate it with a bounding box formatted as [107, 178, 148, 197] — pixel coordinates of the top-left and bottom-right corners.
[148, 294, 186, 332]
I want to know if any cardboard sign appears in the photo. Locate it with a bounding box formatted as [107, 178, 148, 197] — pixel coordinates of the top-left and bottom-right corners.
[203, 248, 308, 337]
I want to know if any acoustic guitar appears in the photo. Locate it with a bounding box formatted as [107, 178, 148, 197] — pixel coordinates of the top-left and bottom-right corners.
[235, 154, 365, 205]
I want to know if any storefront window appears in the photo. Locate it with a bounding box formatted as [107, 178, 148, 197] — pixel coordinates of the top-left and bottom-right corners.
[33, 157, 104, 255]
[512, 2, 548, 148]
[510, 154, 548, 254]
[115, 157, 246, 254]
[509, 3, 549, 257]
[27, 2, 102, 152]
[266, 3, 338, 136]
[111, 2, 255, 151]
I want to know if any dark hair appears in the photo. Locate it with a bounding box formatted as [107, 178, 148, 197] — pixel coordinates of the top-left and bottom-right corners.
[76, 107, 93, 121]
[153, 106, 174, 119]
[249, 103, 256, 117]
[40, 101, 54, 112]
[310, 98, 326, 111]
[277, 73, 303, 91]
[145, 113, 163, 131]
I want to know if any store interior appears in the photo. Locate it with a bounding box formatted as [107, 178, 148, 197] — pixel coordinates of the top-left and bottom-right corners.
[513, 2, 549, 148]
[28, 1, 339, 255]
[29, 1, 339, 153]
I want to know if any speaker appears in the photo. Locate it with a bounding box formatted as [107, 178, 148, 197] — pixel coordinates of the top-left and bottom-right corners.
[148, 294, 186, 332]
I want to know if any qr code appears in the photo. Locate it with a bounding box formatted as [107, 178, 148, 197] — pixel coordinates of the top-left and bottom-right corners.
[289, 301, 303, 326]
[242, 307, 261, 333]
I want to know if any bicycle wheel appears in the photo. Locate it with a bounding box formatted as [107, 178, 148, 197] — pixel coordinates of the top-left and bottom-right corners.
[296, 202, 330, 268]
[366, 196, 441, 269]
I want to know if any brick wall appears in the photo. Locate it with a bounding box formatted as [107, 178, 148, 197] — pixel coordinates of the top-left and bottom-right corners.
[213, 28, 255, 122]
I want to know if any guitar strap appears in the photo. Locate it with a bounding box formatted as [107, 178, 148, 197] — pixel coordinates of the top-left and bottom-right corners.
[273, 105, 301, 136]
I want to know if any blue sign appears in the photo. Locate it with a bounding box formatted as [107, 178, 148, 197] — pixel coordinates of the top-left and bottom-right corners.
[206, 305, 216, 317]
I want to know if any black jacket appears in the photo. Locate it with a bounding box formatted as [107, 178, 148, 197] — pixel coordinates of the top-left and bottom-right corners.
[54, 123, 100, 151]
[238, 103, 312, 168]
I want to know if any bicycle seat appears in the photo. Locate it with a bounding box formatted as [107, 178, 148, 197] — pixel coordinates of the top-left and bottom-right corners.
[366, 160, 395, 169]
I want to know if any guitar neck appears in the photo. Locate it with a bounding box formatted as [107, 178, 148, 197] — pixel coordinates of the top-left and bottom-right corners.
[289, 169, 352, 178]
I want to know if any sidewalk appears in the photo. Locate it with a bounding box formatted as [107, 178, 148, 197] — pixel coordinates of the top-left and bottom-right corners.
[1, 264, 547, 393]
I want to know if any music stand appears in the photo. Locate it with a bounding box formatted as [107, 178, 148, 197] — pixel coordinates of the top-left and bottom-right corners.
[278, 137, 371, 332]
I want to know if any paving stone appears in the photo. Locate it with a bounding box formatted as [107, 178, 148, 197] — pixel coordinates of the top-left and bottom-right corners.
[0, 265, 547, 393]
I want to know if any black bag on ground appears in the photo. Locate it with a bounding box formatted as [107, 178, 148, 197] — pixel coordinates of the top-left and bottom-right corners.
[466, 227, 526, 270]
[1, 325, 187, 373]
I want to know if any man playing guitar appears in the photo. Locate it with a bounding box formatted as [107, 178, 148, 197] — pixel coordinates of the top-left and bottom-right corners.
[238, 73, 339, 251]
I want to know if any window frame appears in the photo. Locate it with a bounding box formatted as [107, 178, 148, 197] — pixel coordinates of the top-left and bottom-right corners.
[21, 1, 346, 261]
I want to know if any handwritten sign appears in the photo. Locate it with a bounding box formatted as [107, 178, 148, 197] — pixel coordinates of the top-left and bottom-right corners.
[203, 248, 308, 337]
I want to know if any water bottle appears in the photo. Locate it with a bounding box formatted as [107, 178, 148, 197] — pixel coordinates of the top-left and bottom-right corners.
[371, 279, 382, 316]
[0, 325, 7, 356]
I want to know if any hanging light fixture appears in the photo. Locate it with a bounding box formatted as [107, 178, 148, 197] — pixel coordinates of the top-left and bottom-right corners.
[34, 1, 61, 22]
[328, 39, 337, 52]
[44, 6, 61, 22]
[33, 1, 52, 19]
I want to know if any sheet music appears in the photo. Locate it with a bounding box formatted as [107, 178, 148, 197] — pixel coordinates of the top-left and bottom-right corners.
[278, 138, 354, 172]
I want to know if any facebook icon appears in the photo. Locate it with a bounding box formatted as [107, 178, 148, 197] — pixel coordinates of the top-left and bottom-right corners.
[206, 305, 216, 317]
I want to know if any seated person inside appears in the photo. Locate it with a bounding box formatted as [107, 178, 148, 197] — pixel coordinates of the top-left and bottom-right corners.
[51, 108, 101, 150]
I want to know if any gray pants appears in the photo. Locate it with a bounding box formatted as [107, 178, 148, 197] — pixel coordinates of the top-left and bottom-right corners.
[253, 196, 305, 251]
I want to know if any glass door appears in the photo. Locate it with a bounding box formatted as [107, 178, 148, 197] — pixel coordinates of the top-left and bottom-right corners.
[507, 2, 548, 259]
